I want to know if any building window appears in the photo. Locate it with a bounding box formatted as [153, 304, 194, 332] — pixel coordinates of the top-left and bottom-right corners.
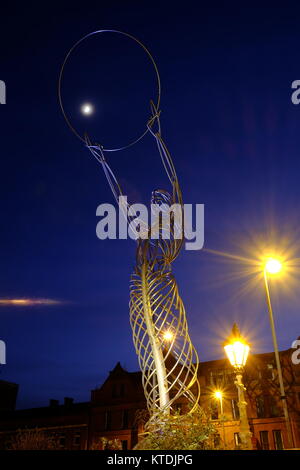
[59, 434, 66, 449]
[266, 363, 275, 380]
[260, 363, 275, 380]
[121, 440, 128, 450]
[210, 368, 235, 386]
[234, 432, 241, 448]
[121, 409, 129, 429]
[210, 370, 225, 387]
[120, 384, 125, 397]
[105, 410, 112, 430]
[269, 395, 281, 417]
[273, 430, 284, 450]
[260, 430, 269, 450]
[214, 433, 221, 448]
[210, 401, 218, 420]
[73, 432, 81, 447]
[112, 383, 126, 398]
[231, 399, 240, 420]
[224, 369, 235, 384]
[256, 395, 265, 418]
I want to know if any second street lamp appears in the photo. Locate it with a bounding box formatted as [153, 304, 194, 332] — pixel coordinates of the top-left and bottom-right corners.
[214, 390, 226, 448]
[214, 390, 223, 415]
[224, 324, 252, 450]
[263, 257, 294, 448]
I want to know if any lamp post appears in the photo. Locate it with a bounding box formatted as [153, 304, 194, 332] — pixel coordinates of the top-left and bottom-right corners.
[224, 323, 252, 450]
[263, 257, 294, 448]
[214, 390, 223, 415]
[214, 390, 226, 448]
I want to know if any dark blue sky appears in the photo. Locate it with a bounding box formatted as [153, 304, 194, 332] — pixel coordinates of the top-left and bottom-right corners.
[0, 2, 300, 408]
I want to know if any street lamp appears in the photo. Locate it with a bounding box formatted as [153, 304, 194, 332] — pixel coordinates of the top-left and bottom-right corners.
[224, 323, 252, 450]
[214, 390, 226, 448]
[163, 331, 174, 342]
[263, 257, 294, 448]
[214, 390, 223, 415]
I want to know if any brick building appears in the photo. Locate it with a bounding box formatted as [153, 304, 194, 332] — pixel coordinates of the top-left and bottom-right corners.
[0, 380, 18, 413]
[0, 343, 299, 450]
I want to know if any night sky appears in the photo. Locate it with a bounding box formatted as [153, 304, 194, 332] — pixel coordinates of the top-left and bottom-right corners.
[0, 2, 300, 409]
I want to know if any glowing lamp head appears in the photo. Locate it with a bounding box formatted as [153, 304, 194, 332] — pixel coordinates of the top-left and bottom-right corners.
[81, 103, 94, 116]
[265, 257, 282, 275]
[224, 323, 250, 370]
[214, 390, 223, 400]
[163, 331, 173, 342]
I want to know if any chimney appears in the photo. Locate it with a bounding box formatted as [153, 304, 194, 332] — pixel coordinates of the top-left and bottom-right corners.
[64, 397, 74, 407]
[49, 399, 59, 407]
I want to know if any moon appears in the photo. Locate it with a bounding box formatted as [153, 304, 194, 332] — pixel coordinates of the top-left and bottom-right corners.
[81, 103, 94, 116]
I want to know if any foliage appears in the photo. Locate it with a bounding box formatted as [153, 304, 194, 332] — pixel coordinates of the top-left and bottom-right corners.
[134, 407, 219, 450]
[134, 408, 150, 428]
[90, 437, 122, 450]
[8, 428, 60, 450]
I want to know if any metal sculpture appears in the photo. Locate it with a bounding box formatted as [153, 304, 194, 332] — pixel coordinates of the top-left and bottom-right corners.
[59, 30, 200, 421]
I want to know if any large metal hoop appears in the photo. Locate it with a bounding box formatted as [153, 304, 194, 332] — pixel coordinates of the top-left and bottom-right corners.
[58, 29, 161, 152]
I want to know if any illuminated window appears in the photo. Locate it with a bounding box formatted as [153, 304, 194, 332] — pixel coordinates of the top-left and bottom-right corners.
[224, 369, 235, 384]
[234, 432, 241, 447]
[256, 395, 265, 418]
[273, 430, 283, 450]
[210, 369, 234, 386]
[260, 430, 269, 450]
[210, 370, 225, 387]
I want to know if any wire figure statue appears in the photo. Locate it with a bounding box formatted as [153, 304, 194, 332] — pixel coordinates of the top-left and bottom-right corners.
[59, 30, 200, 422]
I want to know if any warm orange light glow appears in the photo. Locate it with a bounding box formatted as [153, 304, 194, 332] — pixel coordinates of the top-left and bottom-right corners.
[163, 331, 173, 341]
[203, 235, 298, 305]
[0, 298, 61, 306]
[264, 257, 283, 275]
[224, 324, 250, 369]
[224, 341, 250, 368]
[214, 390, 223, 400]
